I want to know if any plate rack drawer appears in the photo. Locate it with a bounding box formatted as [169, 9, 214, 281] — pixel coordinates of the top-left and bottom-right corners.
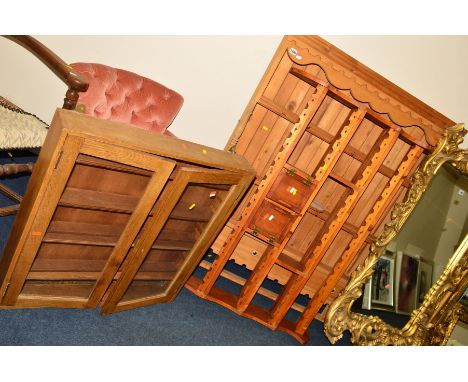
[266, 168, 314, 213]
[248, 199, 296, 243]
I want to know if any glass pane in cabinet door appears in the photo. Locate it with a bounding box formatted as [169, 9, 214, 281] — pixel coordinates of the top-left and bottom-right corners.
[22, 155, 154, 300]
[119, 182, 232, 303]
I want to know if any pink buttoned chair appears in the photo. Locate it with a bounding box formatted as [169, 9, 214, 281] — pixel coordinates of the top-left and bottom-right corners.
[69, 63, 183, 137]
[1, 36, 183, 216]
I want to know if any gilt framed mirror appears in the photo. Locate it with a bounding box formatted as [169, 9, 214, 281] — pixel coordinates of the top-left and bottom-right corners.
[324, 123, 468, 345]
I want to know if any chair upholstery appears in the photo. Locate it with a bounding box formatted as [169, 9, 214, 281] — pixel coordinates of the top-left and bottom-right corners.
[0, 98, 48, 150]
[70, 63, 184, 136]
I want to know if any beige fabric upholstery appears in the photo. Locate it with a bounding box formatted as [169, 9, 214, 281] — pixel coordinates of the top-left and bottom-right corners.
[0, 102, 48, 150]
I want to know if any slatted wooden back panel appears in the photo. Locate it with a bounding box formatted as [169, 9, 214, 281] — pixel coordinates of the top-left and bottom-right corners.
[186, 36, 454, 343]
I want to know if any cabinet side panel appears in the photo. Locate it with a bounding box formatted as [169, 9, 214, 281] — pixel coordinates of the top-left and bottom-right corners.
[0, 114, 69, 294]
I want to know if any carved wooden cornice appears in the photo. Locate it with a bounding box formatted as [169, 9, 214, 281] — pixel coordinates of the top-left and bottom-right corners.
[285, 36, 455, 147]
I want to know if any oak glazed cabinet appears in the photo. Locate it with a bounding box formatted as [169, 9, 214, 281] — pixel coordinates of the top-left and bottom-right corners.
[186, 36, 456, 343]
[0, 109, 254, 313]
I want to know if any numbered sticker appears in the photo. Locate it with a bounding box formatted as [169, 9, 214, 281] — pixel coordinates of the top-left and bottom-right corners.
[289, 47, 302, 60]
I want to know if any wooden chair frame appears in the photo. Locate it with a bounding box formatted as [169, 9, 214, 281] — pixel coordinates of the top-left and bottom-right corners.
[1, 35, 89, 216]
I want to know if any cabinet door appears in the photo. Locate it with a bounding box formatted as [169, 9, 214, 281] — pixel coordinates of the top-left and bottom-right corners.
[101, 167, 246, 314]
[2, 136, 175, 308]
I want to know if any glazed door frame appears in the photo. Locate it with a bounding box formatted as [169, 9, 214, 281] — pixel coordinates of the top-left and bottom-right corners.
[2, 135, 175, 308]
[101, 167, 247, 314]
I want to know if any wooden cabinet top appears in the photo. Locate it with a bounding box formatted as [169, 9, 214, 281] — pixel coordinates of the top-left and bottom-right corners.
[51, 109, 254, 174]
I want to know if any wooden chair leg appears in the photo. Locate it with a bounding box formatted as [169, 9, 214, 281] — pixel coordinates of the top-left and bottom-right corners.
[0, 162, 34, 216]
[0, 163, 34, 176]
[0, 204, 20, 216]
[0, 183, 24, 203]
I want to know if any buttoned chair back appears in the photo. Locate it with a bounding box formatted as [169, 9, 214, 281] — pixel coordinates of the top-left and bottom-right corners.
[70, 63, 183, 136]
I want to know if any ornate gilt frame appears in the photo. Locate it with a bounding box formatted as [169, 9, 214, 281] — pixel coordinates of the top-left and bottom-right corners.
[324, 123, 468, 345]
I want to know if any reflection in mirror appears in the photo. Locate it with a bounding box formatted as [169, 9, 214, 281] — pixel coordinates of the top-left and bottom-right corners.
[446, 288, 468, 345]
[354, 164, 468, 330]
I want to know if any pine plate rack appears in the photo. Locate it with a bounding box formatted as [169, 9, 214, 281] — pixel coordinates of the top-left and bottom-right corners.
[186, 36, 455, 343]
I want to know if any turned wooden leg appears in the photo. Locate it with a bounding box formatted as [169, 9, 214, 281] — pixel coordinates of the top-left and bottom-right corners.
[0, 163, 34, 216]
[0, 162, 34, 176]
[63, 88, 79, 110]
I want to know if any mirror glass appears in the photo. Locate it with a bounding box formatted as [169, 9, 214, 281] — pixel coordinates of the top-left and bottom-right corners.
[352, 164, 468, 329]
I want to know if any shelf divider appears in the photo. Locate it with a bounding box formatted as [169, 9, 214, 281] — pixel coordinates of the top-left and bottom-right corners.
[258, 96, 300, 124]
